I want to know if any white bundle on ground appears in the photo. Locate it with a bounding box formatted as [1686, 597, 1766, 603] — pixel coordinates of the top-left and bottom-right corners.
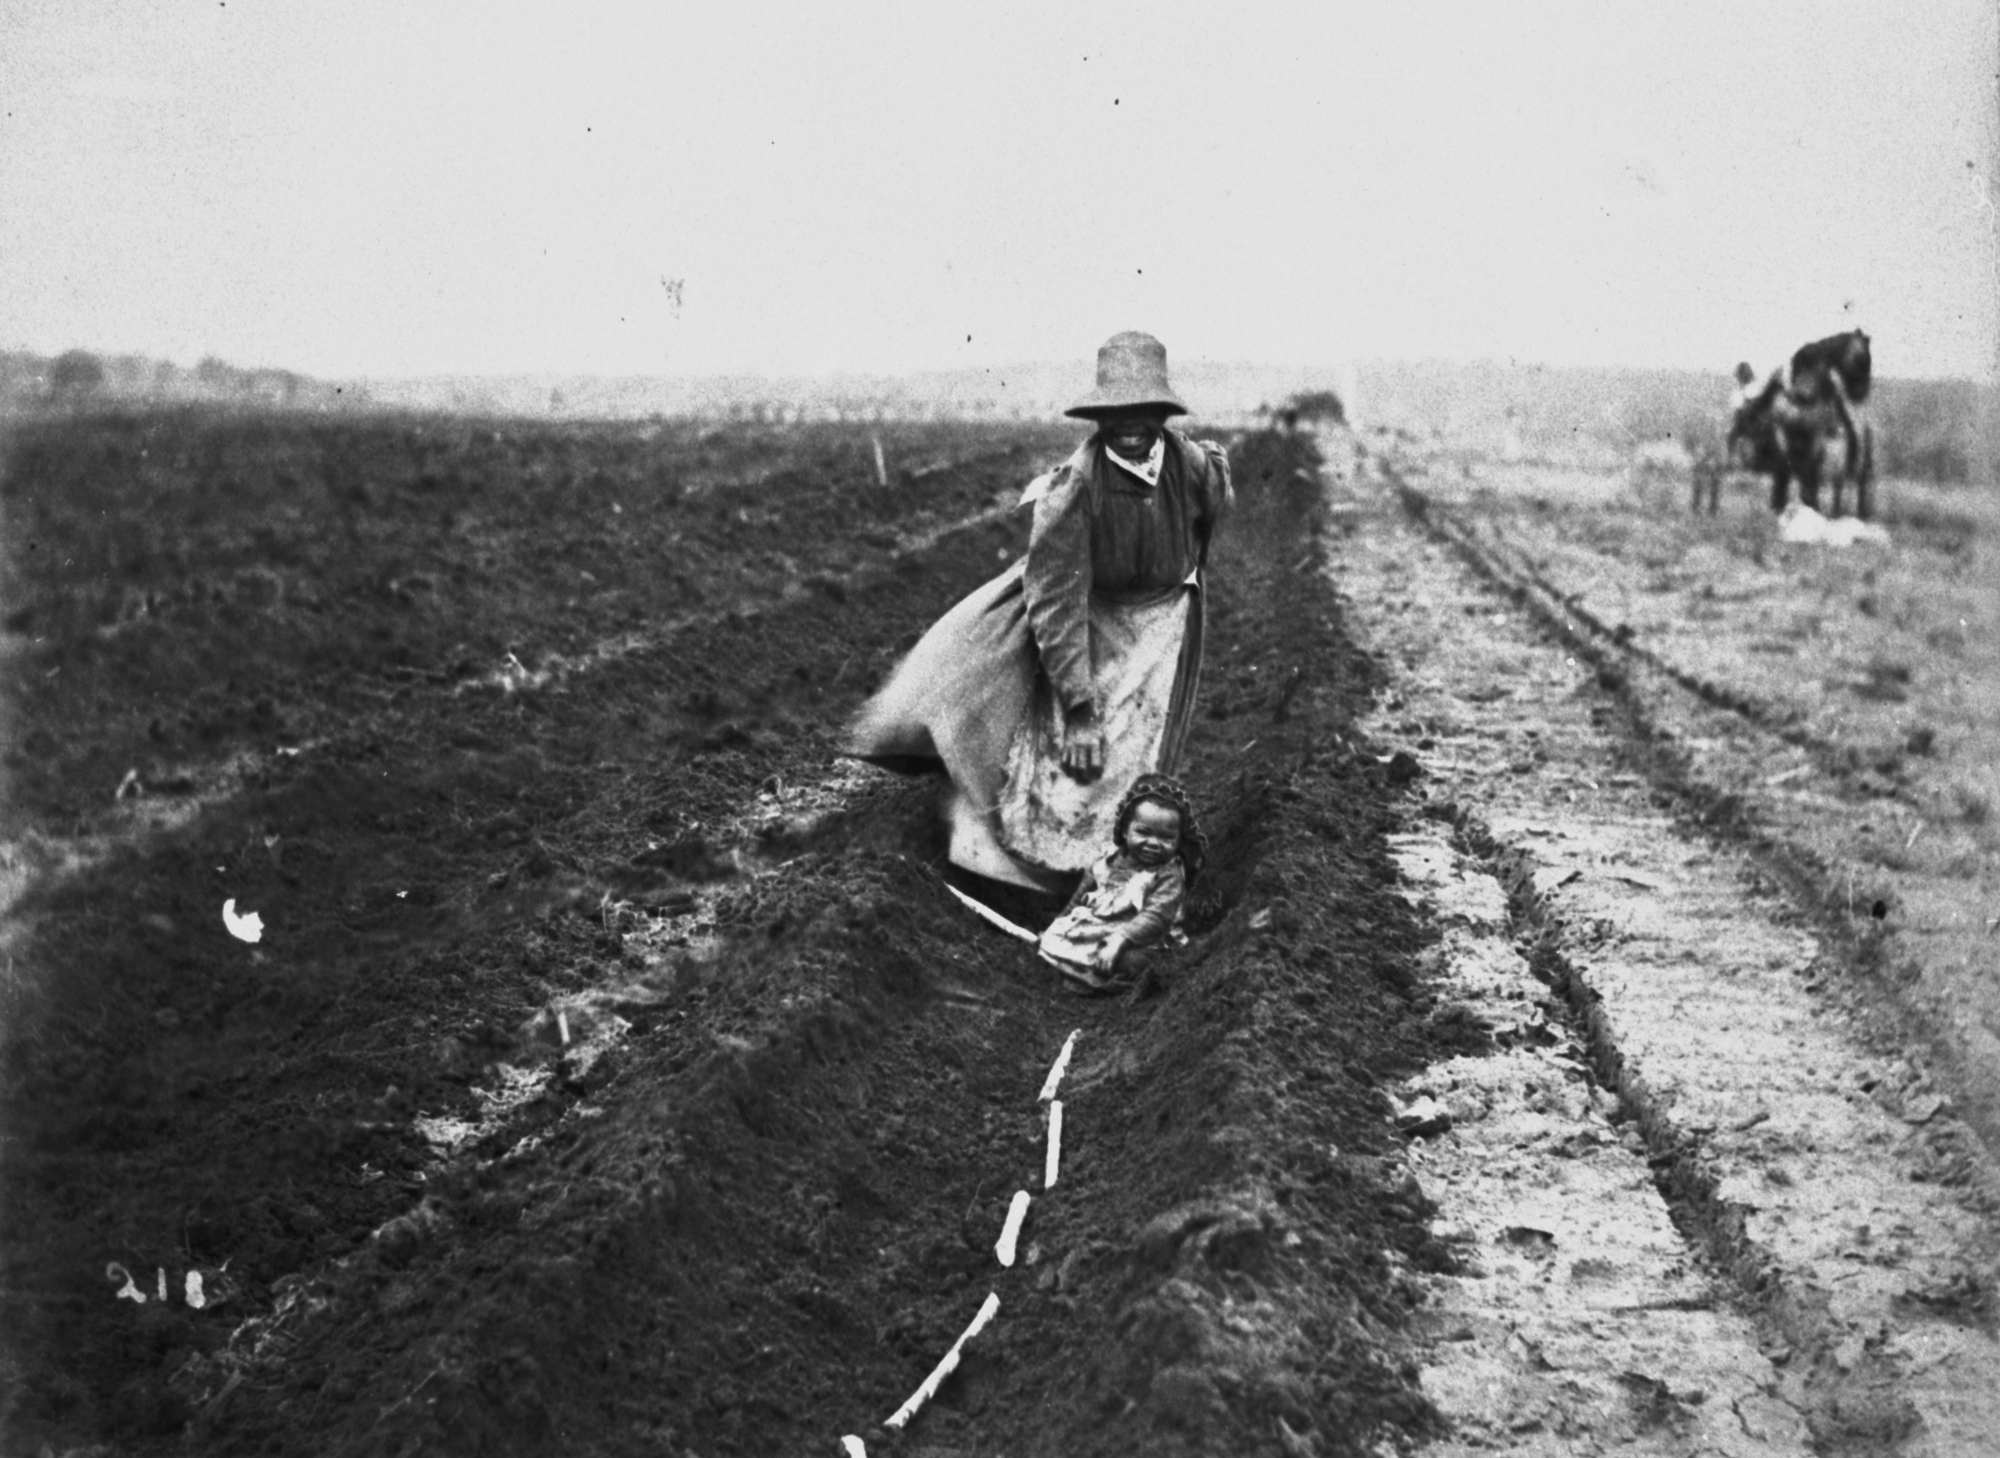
[995, 1190, 1031, 1267]
[1045, 1101, 1064, 1189]
[840, 1436, 867, 1457]
[883, 1291, 1001, 1430]
[1777, 503, 1890, 547]
[1038, 1030, 1079, 1103]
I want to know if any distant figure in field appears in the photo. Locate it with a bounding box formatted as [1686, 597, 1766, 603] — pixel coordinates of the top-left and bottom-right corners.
[1726, 329, 1875, 519]
[1692, 363, 1764, 513]
[847, 332, 1232, 908]
[1729, 360, 1760, 417]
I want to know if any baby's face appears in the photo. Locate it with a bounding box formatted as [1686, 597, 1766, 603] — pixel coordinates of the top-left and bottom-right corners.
[1125, 800, 1182, 866]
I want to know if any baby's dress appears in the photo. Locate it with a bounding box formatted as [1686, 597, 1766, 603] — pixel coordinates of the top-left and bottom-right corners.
[1037, 852, 1186, 975]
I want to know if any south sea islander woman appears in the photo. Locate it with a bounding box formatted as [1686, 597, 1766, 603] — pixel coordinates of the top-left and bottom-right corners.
[847, 332, 1232, 898]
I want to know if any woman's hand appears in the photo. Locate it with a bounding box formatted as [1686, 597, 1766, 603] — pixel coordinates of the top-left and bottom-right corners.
[1060, 703, 1103, 780]
[1096, 933, 1127, 971]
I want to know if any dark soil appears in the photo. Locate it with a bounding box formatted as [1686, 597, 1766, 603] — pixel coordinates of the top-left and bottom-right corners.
[2, 412, 1449, 1456]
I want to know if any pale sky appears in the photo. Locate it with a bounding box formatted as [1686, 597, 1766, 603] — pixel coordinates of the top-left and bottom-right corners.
[3, 1, 1996, 382]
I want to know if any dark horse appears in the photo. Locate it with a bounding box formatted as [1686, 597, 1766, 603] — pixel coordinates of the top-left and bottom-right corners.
[1727, 329, 1876, 519]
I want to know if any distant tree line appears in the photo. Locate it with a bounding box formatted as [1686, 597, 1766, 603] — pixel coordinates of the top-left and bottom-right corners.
[0, 349, 335, 410]
[49, 348, 105, 398]
[1261, 389, 1347, 433]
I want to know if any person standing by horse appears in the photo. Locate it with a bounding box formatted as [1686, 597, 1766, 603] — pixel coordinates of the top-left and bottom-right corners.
[847, 332, 1232, 905]
[1728, 330, 1875, 517]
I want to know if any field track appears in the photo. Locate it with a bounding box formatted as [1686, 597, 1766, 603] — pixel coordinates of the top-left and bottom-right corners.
[1341, 440, 2000, 1453]
[1378, 454, 2000, 1152]
[5, 410, 1998, 1457]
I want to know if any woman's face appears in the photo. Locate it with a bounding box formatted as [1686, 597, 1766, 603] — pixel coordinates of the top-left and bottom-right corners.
[1124, 799, 1182, 866]
[1099, 409, 1168, 463]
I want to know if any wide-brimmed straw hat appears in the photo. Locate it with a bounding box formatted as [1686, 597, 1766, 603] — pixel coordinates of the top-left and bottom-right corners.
[1065, 331, 1188, 419]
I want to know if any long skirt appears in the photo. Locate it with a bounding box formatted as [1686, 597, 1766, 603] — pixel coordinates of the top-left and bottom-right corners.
[846, 564, 1204, 890]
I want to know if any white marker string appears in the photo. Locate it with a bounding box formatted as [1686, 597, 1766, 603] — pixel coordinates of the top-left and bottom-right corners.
[1044, 1100, 1063, 1189]
[855, 1030, 1079, 1442]
[883, 1291, 1001, 1430]
[1037, 1029, 1079, 1104]
[994, 1190, 1030, 1267]
[944, 883, 1039, 942]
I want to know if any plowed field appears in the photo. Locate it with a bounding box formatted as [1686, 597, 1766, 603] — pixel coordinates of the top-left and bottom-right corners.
[9, 408, 1998, 1458]
[2, 412, 1455, 1457]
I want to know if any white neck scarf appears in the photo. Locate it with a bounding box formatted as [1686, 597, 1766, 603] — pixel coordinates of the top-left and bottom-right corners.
[1105, 434, 1164, 487]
